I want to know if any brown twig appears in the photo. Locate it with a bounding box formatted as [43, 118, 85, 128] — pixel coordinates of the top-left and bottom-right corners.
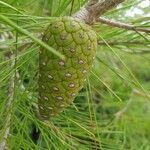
[74, 0, 150, 34]
[97, 17, 150, 33]
[74, 0, 125, 24]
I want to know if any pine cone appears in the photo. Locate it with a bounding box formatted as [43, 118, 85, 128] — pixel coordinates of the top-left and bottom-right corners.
[38, 16, 97, 120]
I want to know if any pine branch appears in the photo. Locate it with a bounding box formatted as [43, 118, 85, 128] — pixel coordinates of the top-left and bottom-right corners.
[97, 17, 150, 33]
[87, 0, 125, 18]
[74, 0, 150, 34]
[74, 0, 125, 24]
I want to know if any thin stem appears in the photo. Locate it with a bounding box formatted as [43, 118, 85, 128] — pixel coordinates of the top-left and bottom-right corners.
[97, 17, 150, 34]
[98, 40, 148, 45]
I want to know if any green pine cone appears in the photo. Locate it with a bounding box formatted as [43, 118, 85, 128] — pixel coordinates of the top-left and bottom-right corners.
[38, 16, 97, 120]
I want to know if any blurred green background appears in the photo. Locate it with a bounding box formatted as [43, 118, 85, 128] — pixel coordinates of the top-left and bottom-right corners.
[0, 0, 150, 149]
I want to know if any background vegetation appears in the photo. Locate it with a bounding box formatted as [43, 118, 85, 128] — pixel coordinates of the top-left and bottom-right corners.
[0, 0, 150, 149]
